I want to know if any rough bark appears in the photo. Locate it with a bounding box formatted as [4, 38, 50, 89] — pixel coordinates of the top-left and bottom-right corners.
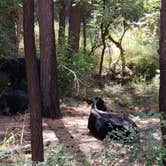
[39, 0, 61, 118]
[98, 22, 107, 77]
[68, 1, 81, 53]
[98, 0, 109, 88]
[23, 0, 44, 161]
[58, 0, 66, 45]
[82, 14, 87, 54]
[159, 0, 166, 164]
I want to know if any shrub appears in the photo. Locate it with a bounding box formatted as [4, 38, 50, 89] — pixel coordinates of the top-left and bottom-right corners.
[57, 45, 96, 96]
[124, 29, 159, 80]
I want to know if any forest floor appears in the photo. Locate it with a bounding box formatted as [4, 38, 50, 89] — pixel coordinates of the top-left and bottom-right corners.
[0, 82, 161, 166]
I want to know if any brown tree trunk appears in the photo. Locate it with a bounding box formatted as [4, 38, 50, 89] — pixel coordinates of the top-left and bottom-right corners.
[38, 0, 61, 118]
[119, 45, 126, 84]
[23, 0, 44, 162]
[98, 0, 109, 88]
[98, 23, 107, 89]
[108, 33, 127, 84]
[98, 43, 106, 77]
[82, 14, 87, 54]
[159, 0, 166, 164]
[58, 0, 66, 45]
[68, 1, 81, 53]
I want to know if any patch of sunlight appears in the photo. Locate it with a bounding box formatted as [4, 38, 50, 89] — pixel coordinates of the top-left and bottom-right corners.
[130, 114, 140, 121]
[93, 88, 102, 93]
[152, 132, 161, 142]
[104, 84, 124, 95]
[43, 130, 58, 144]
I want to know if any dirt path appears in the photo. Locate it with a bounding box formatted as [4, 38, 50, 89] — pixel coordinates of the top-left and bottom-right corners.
[0, 101, 161, 165]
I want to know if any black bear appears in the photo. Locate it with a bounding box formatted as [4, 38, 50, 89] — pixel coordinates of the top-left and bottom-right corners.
[87, 97, 139, 142]
[0, 90, 28, 116]
[11, 80, 28, 93]
[0, 58, 26, 85]
[0, 57, 40, 85]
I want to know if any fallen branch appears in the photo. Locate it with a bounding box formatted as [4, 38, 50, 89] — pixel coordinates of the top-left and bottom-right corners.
[59, 64, 91, 95]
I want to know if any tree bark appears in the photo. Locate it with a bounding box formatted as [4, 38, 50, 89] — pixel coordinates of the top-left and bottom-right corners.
[82, 14, 87, 55]
[58, 0, 66, 45]
[39, 0, 61, 118]
[68, 1, 81, 53]
[159, 0, 166, 165]
[23, 0, 44, 161]
[98, 0, 109, 88]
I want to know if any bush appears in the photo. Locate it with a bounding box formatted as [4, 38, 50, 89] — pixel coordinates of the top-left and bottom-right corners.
[131, 57, 158, 80]
[57, 45, 96, 96]
[124, 29, 159, 80]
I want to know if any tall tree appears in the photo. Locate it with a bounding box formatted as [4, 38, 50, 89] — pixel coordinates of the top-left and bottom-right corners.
[23, 0, 44, 161]
[38, 0, 61, 118]
[159, 0, 166, 164]
[58, 0, 66, 45]
[81, 1, 93, 54]
[68, 0, 81, 53]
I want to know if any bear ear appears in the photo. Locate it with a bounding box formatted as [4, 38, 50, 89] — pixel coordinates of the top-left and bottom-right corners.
[98, 97, 104, 104]
[86, 98, 93, 105]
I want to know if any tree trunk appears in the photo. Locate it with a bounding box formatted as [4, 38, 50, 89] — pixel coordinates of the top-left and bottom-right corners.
[38, 0, 61, 118]
[68, 1, 81, 53]
[98, 0, 108, 88]
[82, 14, 87, 55]
[159, 0, 166, 164]
[98, 44, 106, 89]
[98, 44, 106, 77]
[58, 0, 66, 45]
[119, 45, 126, 84]
[23, 0, 44, 162]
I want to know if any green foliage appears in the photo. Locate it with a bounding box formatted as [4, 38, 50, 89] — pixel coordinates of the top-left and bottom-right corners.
[57, 45, 95, 96]
[2, 128, 21, 147]
[121, 94, 133, 107]
[8, 145, 76, 166]
[120, 0, 160, 80]
[127, 133, 166, 165]
[89, 125, 140, 165]
[107, 125, 140, 144]
[133, 57, 158, 80]
[136, 110, 160, 118]
[88, 0, 144, 47]
[144, 0, 160, 14]
[46, 145, 66, 166]
[0, 0, 20, 57]
[87, 0, 159, 81]
[90, 120, 166, 165]
[130, 77, 159, 103]
[91, 148, 115, 165]
[124, 28, 159, 80]
[92, 0, 143, 23]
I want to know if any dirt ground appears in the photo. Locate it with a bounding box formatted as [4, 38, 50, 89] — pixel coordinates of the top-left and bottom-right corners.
[0, 100, 161, 166]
